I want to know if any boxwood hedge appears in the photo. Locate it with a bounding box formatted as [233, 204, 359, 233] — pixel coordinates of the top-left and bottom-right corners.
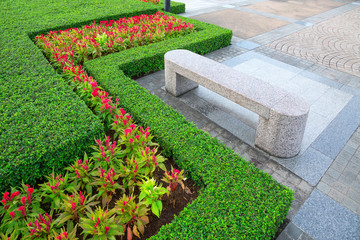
[1, 0, 293, 238]
[85, 13, 293, 239]
[0, 0, 184, 193]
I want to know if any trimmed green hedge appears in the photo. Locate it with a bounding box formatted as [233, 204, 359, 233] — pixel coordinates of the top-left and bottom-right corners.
[1, 0, 293, 238]
[84, 14, 293, 239]
[0, 0, 184, 193]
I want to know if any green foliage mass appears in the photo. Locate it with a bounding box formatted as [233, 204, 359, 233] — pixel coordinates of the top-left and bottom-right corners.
[0, 0, 184, 193]
[0, 0, 292, 238]
[85, 13, 293, 239]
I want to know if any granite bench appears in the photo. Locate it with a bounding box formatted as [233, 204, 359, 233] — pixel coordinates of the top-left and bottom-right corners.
[164, 49, 310, 158]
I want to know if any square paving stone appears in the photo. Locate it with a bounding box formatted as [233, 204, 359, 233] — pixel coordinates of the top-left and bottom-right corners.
[317, 181, 331, 194]
[245, 0, 344, 20]
[293, 190, 360, 240]
[190, 9, 289, 39]
[311, 96, 360, 159]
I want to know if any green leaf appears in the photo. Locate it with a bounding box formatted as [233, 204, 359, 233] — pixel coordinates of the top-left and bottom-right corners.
[139, 191, 146, 201]
[151, 201, 160, 217]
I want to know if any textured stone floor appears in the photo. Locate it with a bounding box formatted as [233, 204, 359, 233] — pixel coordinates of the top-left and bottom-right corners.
[269, 8, 360, 77]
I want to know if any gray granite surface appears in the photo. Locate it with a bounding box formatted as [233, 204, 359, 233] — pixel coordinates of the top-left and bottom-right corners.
[293, 190, 360, 240]
[165, 49, 309, 157]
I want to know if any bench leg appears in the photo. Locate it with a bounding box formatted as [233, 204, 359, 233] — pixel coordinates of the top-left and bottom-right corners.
[255, 110, 308, 158]
[165, 66, 199, 97]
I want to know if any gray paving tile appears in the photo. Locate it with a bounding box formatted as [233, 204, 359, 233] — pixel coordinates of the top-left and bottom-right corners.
[311, 96, 360, 159]
[341, 85, 360, 97]
[293, 190, 360, 240]
[346, 161, 360, 175]
[287, 174, 302, 186]
[277, 231, 293, 240]
[321, 174, 337, 185]
[343, 144, 358, 156]
[206, 109, 256, 147]
[317, 181, 331, 194]
[235, 40, 260, 50]
[299, 232, 315, 240]
[348, 189, 360, 205]
[326, 167, 341, 180]
[331, 181, 349, 195]
[331, 161, 347, 173]
[328, 188, 345, 203]
[342, 196, 359, 213]
[340, 169, 358, 184]
[299, 70, 343, 89]
[286, 148, 333, 186]
[350, 180, 360, 194]
[282, 222, 303, 239]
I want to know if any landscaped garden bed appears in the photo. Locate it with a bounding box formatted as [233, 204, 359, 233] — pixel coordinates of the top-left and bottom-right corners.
[0, 0, 293, 238]
[0, 109, 200, 239]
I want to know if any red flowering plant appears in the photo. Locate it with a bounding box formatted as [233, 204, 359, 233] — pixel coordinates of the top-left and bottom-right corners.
[35, 12, 194, 65]
[0, 184, 42, 236]
[61, 66, 119, 129]
[39, 171, 76, 209]
[162, 167, 186, 194]
[55, 227, 78, 240]
[35, 12, 195, 132]
[0, 231, 18, 240]
[65, 153, 95, 194]
[115, 194, 149, 240]
[119, 157, 142, 193]
[90, 167, 123, 207]
[79, 207, 123, 239]
[54, 190, 99, 227]
[25, 212, 58, 239]
[140, 0, 160, 3]
[120, 125, 157, 158]
[111, 108, 134, 139]
[119, 148, 165, 193]
[136, 146, 167, 176]
[91, 136, 125, 170]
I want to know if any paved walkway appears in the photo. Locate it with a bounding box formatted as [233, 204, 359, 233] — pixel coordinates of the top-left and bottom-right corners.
[138, 0, 360, 239]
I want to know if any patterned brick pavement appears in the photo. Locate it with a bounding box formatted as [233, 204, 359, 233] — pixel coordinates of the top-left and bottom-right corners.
[317, 127, 360, 215]
[268, 7, 360, 77]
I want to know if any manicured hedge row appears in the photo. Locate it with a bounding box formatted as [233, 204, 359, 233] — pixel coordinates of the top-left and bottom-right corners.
[85, 14, 293, 239]
[0, 32, 104, 193]
[87, 14, 232, 78]
[0, 0, 184, 193]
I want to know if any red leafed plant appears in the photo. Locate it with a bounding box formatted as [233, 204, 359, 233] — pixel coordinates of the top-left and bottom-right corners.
[162, 167, 186, 193]
[35, 12, 194, 130]
[139, 0, 160, 4]
[35, 12, 194, 66]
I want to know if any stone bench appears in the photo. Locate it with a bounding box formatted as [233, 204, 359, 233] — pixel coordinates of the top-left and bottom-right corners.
[164, 49, 310, 158]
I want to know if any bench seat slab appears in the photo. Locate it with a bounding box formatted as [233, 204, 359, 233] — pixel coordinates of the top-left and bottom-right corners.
[164, 50, 309, 158]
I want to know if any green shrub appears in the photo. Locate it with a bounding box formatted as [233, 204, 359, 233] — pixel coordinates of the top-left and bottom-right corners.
[0, 0, 184, 193]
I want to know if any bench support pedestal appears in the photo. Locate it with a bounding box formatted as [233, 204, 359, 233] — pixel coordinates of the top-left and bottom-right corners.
[255, 110, 308, 158]
[165, 70, 199, 97]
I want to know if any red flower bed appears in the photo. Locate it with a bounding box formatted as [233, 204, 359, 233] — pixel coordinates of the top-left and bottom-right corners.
[34, 12, 194, 130]
[140, 0, 160, 4]
[36, 12, 194, 66]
